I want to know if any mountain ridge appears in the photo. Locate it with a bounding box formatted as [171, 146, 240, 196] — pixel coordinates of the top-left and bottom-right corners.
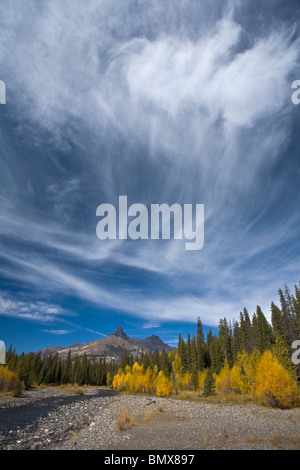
[38, 326, 174, 361]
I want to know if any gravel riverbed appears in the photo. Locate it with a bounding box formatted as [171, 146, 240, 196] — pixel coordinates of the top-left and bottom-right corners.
[0, 388, 299, 450]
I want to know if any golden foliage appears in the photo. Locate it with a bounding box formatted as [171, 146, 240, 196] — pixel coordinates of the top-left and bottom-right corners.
[229, 363, 250, 394]
[215, 361, 231, 394]
[156, 370, 173, 397]
[0, 366, 24, 396]
[197, 370, 207, 394]
[111, 348, 298, 408]
[255, 350, 298, 408]
[214, 349, 298, 408]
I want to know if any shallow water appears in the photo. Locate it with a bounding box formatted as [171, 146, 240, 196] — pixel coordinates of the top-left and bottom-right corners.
[0, 388, 116, 439]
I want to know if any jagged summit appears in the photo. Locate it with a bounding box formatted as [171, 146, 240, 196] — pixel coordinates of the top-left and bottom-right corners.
[112, 325, 129, 340]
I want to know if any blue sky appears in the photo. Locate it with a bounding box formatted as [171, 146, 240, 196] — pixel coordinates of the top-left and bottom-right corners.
[0, 0, 300, 353]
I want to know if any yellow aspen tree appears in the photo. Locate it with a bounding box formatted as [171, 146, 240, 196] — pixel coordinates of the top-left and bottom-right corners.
[181, 371, 192, 391]
[112, 372, 123, 390]
[198, 370, 207, 395]
[230, 363, 250, 394]
[240, 349, 261, 395]
[215, 360, 231, 395]
[124, 371, 133, 392]
[131, 362, 144, 393]
[255, 350, 298, 408]
[172, 353, 183, 391]
[168, 350, 175, 362]
[156, 370, 173, 397]
[144, 366, 156, 394]
[118, 372, 127, 392]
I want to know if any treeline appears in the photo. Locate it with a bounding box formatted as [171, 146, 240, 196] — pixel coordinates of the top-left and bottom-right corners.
[2, 282, 300, 408]
[175, 283, 300, 376]
[118, 283, 300, 377]
[112, 283, 300, 408]
[5, 348, 119, 388]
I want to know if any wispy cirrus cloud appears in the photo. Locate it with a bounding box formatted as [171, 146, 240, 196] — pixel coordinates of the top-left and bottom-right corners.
[40, 329, 76, 335]
[0, 294, 75, 324]
[0, 0, 299, 338]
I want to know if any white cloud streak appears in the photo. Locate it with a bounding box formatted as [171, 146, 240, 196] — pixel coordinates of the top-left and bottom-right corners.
[0, 294, 75, 323]
[0, 0, 299, 328]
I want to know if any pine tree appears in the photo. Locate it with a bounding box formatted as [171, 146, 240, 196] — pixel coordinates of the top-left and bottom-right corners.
[120, 352, 131, 371]
[17, 352, 33, 387]
[232, 320, 241, 361]
[240, 308, 253, 353]
[178, 334, 188, 372]
[218, 318, 232, 365]
[61, 350, 72, 384]
[205, 329, 213, 369]
[79, 354, 89, 385]
[272, 336, 296, 378]
[30, 352, 42, 385]
[279, 288, 296, 343]
[159, 349, 170, 376]
[203, 368, 216, 397]
[271, 302, 288, 345]
[209, 337, 223, 374]
[292, 283, 300, 335]
[72, 355, 81, 384]
[191, 364, 199, 391]
[284, 284, 295, 316]
[190, 334, 198, 370]
[253, 306, 274, 353]
[186, 333, 192, 372]
[196, 317, 205, 370]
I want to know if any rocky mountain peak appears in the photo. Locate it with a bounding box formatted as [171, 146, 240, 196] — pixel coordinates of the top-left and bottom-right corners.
[112, 325, 129, 340]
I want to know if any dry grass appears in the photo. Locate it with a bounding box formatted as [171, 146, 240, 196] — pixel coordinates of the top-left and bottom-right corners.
[175, 391, 202, 401]
[116, 405, 137, 431]
[205, 392, 256, 406]
[174, 390, 256, 406]
[68, 430, 79, 444]
[116, 404, 174, 432]
[129, 414, 137, 427]
[144, 409, 153, 422]
[116, 405, 130, 430]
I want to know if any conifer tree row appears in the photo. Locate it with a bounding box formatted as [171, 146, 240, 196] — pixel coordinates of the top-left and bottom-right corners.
[172, 282, 300, 377]
[4, 281, 300, 390]
[5, 348, 118, 388]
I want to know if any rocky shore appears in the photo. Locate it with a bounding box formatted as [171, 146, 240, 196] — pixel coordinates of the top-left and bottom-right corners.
[0, 388, 299, 450]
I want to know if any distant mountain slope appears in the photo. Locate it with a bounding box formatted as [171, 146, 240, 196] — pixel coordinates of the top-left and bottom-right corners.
[38, 326, 173, 361]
